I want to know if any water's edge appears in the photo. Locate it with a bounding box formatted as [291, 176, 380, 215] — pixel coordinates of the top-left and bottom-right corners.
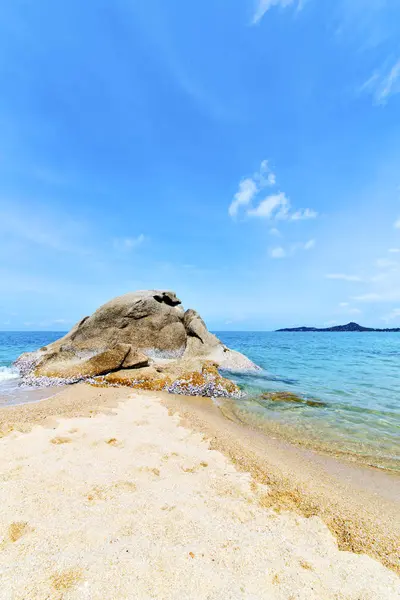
[1, 331, 399, 472]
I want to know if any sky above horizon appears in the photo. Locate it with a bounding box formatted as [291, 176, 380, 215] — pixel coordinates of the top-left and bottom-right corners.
[1, 0, 400, 331]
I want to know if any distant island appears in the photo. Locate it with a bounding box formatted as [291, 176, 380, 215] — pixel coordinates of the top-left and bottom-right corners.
[276, 321, 400, 332]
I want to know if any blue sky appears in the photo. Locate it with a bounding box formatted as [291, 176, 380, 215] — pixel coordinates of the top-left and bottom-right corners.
[1, 0, 400, 331]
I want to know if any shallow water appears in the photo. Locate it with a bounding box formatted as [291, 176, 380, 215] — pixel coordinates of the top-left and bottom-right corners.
[1, 330, 399, 470]
[0, 332, 64, 405]
[217, 332, 400, 471]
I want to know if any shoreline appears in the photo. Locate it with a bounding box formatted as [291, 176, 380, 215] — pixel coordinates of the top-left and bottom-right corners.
[3, 379, 398, 475]
[160, 391, 400, 573]
[218, 397, 400, 474]
[0, 383, 399, 581]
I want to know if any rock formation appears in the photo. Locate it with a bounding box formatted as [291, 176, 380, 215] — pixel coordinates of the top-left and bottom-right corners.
[15, 290, 259, 397]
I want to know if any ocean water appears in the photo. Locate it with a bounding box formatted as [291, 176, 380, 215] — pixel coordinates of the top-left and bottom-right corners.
[216, 331, 400, 472]
[0, 332, 65, 405]
[0, 331, 399, 471]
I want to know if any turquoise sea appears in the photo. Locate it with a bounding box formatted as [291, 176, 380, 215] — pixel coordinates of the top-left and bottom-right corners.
[1, 331, 399, 471]
[0, 332, 64, 405]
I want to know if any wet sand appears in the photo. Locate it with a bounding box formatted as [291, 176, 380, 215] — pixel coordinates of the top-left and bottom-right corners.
[0, 383, 66, 408]
[0, 384, 399, 598]
[161, 392, 400, 573]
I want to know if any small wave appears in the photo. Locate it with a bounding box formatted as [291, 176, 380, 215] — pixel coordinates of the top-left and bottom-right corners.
[0, 366, 20, 382]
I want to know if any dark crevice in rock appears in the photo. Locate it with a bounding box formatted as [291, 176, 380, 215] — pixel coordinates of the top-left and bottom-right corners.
[186, 329, 204, 343]
[77, 316, 90, 328]
[153, 293, 181, 307]
[122, 313, 149, 322]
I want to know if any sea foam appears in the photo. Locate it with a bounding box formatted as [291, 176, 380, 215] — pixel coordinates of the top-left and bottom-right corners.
[0, 366, 20, 382]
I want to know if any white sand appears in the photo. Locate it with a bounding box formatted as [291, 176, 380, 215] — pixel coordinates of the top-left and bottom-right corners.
[0, 392, 398, 599]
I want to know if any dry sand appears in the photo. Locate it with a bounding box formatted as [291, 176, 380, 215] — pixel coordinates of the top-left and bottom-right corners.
[0, 385, 399, 599]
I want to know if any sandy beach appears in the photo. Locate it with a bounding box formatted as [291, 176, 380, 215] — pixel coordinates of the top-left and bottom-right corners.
[0, 385, 399, 599]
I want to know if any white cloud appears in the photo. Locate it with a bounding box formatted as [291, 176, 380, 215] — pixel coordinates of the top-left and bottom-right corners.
[389, 248, 400, 253]
[378, 59, 400, 104]
[339, 302, 349, 307]
[255, 159, 277, 187]
[362, 58, 400, 105]
[114, 234, 145, 251]
[269, 227, 281, 237]
[291, 239, 316, 252]
[270, 246, 286, 258]
[251, 0, 296, 25]
[229, 159, 317, 223]
[290, 208, 318, 221]
[269, 238, 315, 258]
[247, 192, 317, 223]
[303, 239, 315, 250]
[326, 273, 363, 282]
[229, 178, 258, 218]
[394, 217, 400, 229]
[229, 160, 276, 218]
[248, 192, 289, 219]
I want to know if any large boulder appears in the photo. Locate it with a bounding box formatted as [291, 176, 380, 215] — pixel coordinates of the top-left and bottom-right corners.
[15, 290, 259, 388]
[36, 344, 133, 378]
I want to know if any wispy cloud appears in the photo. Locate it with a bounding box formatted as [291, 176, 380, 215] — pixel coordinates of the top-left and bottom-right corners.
[269, 238, 315, 258]
[113, 234, 145, 251]
[303, 239, 315, 250]
[249, 192, 317, 221]
[326, 273, 363, 282]
[246, 190, 317, 221]
[269, 227, 281, 237]
[229, 160, 317, 223]
[248, 192, 289, 219]
[229, 160, 275, 218]
[291, 208, 318, 221]
[394, 217, 400, 229]
[389, 248, 400, 253]
[361, 58, 400, 105]
[251, 0, 297, 25]
[229, 178, 258, 218]
[255, 160, 277, 186]
[270, 246, 286, 258]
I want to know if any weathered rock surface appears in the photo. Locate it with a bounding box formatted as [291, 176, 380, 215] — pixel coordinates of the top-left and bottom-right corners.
[100, 361, 243, 398]
[35, 344, 132, 379]
[15, 290, 259, 397]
